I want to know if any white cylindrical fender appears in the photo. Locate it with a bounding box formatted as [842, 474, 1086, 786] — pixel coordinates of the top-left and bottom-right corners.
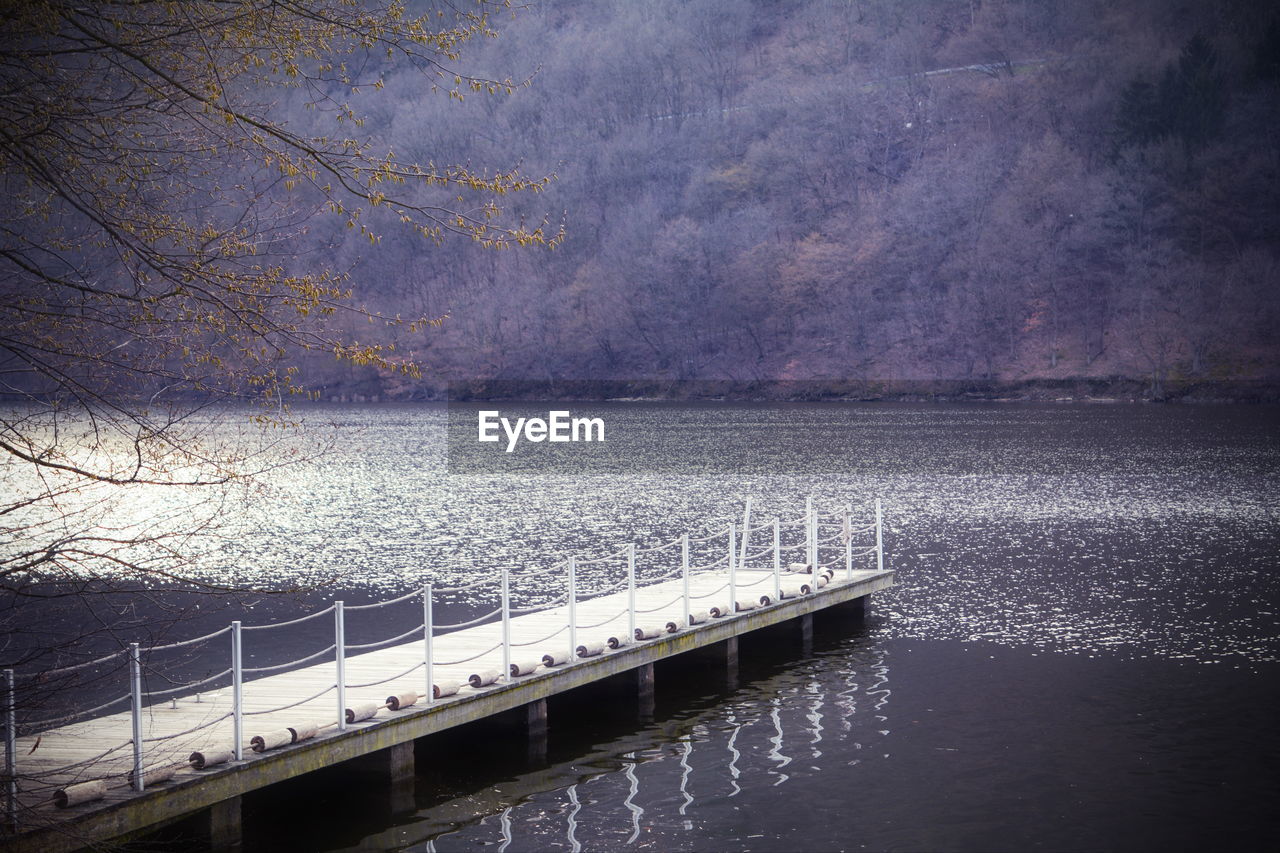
[468, 669, 501, 688]
[709, 602, 733, 618]
[606, 635, 627, 649]
[787, 562, 810, 573]
[816, 574, 829, 588]
[634, 625, 663, 640]
[386, 691, 420, 711]
[757, 594, 772, 607]
[53, 779, 106, 809]
[128, 764, 176, 788]
[576, 642, 605, 658]
[688, 610, 710, 625]
[509, 659, 541, 677]
[433, 680, 461, 699]
[734, 598, 758, 613]
[250, 729, 292, 753]
[542, 651, 569, 667]
[664, 619, 681, 633]
[289, 722, 320, 743]
[345, 701, 381, 724]
[189, 749, 233, 771]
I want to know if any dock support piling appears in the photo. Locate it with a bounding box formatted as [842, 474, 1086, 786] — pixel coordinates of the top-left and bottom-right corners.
[800, 613, 814, 655]
[205, 795, 241, 851]
[635, 662, 655, 722]
[526, 698, 548, 765]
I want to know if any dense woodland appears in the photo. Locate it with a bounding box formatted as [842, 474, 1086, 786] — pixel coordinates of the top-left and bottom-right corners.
[15, 0, 1280, 399]
[292, 0, 1279, 399]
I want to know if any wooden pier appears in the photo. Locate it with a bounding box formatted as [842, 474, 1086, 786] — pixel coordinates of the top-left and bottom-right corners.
[1, 501, 894, 851]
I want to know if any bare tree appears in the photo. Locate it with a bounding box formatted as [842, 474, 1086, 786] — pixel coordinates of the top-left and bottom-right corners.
[0, 1, 558, 667]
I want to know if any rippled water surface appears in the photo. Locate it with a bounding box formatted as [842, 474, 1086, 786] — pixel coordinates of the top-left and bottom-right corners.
[152, 403, 1280, 849]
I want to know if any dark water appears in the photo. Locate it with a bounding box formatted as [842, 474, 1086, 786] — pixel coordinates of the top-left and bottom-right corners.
[21, 402, 1280, 850]
[198, 402, 1277, 853]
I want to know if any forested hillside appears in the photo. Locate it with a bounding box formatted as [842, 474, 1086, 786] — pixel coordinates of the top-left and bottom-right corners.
[223, 1, 1280, 397]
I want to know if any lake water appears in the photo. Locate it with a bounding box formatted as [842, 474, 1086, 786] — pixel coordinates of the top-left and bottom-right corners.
[16, 402, 1280, 850]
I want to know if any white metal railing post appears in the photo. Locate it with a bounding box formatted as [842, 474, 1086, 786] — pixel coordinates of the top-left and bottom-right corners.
[740, 498, 752, 568]
[568, 556, 578, 660]
[231, 621, 243, 761]
[845, 503, 854, 582]
[627, 544, 637, 642]
[807, 499, 818, 575]
[728, 523, 737, 610]
[803, 491, 814, 571]
[424, 584, 434, 704]
[681, 534, 690, 627]
[129, 643, 144, 792]
[773, 516, 782, 600]
[3, 668, 16, 831]
[335, 601, 346, 731]
[501, 569, 512, 682]
[875, 498, 884, 574]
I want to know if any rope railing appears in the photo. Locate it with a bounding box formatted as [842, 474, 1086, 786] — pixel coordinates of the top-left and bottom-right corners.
[346, 624, 426, 652]
[639, 563, 684, 584]
[510, 591, 568, 615]
[345, 588, 423, 611]
[690, 581, 730, 600]
[689, 553, 729, 573]
[242, 604, 336, 631]
[19, 693, 132, 733]
[143, 625, 231, 653]
[735, 572, 773, 589]
[434, 642, 503, 667]
[346, 661, 425, 691]
[433, 607, 502, 632]
[576, 574, 629, 599]
[142, 668, 232, 700]
[141, 712, 233, 743]
[27, 740, 135, 777]
[740, 544, 777, 563]
[243, 645, 337, 676]
[511, 623, 569, 648]
[521, 559, 571, 578]
[242, 684, 336, 717]
[26, 649, 128, 680]
[573, 546, 631, 566]
[633, 537, 683, 555]
[433, 575, 501, 594]
[576, 607, 628, 631]
[635, 593, 684, 615]
[1, 497, 886, 817]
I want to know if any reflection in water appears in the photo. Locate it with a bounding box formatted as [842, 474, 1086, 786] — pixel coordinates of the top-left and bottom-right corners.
[330, 639, 890, 852]
[768, 697, 790, 785]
